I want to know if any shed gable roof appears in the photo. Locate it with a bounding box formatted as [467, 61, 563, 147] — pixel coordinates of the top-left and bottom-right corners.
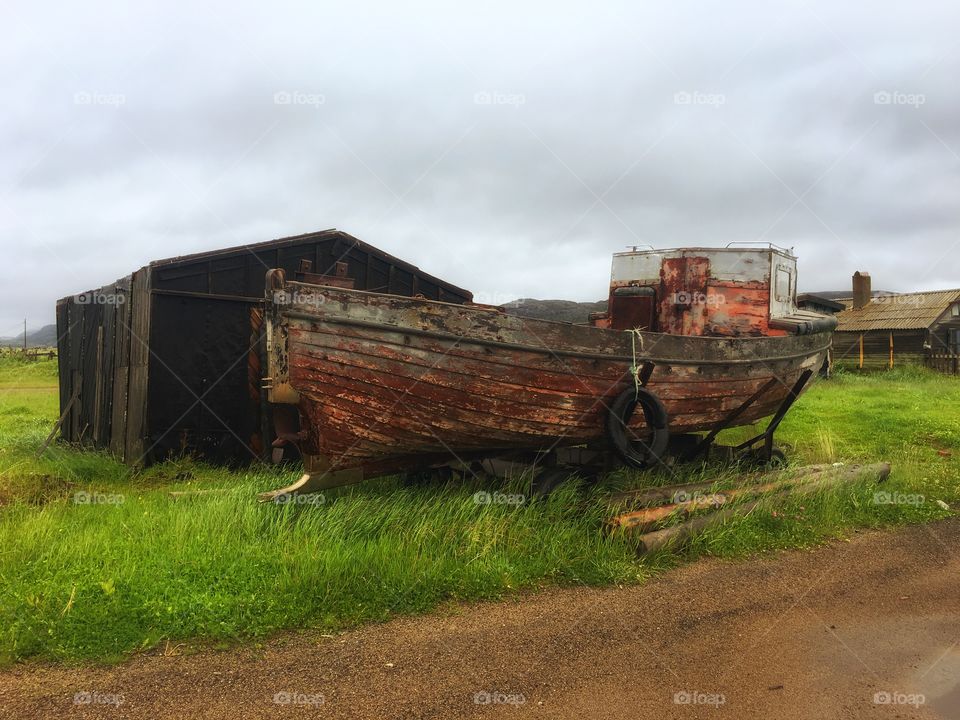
[835, 289, 960, 332]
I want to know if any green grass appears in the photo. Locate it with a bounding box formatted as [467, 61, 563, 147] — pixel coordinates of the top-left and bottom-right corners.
[0, 357, 957, 664]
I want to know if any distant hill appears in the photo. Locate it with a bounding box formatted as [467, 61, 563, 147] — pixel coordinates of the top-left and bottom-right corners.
[0, 324, 58, 348]
[500, 299, 607, 324]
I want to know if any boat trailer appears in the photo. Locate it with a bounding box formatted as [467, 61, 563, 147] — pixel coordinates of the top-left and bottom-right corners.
[511, 364, 816, 497]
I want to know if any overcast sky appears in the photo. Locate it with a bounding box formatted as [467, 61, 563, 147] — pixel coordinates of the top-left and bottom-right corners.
[3, 0, 959, 333]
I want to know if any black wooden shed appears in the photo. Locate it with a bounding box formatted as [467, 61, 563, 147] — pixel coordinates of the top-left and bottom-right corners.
[55, 229, 473, 465]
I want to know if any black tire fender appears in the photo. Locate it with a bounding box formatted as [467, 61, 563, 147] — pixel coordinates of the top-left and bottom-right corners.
[607, 386, 670, 469]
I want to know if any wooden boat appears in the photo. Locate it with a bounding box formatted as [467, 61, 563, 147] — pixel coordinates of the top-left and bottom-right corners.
[261, 245, 836, 498]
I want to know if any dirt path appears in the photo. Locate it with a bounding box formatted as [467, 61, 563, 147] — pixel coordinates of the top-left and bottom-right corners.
[3, 518, 959, 720]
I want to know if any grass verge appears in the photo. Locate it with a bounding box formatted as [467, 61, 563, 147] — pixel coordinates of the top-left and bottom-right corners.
[0, 358, 956, 664]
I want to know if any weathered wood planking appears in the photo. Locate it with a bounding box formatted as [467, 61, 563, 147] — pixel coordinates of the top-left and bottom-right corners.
[55, 299, 72, 441]
[109, 275, 132, 460]
[269, 282, 830, 476]
[124, 268, 152, 464]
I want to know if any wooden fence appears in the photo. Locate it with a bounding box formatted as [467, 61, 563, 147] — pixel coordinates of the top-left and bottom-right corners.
[927, 353, 960, 374]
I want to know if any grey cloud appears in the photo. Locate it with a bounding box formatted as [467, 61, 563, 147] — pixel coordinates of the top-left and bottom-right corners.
[2, 0, 959, 335]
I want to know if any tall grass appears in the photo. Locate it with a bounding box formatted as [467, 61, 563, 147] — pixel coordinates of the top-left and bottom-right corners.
[0, 357, 956, 663]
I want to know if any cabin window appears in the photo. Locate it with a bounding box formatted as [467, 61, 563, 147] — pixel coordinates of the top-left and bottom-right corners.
[952, 303, 960, 317]
[775, 267, 793, 302]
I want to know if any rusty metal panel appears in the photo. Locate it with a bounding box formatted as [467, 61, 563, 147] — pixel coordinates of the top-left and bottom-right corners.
[658, 256, 710, 335]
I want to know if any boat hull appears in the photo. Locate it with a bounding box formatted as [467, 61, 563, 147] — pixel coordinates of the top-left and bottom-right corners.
[266, 282, 831, 478]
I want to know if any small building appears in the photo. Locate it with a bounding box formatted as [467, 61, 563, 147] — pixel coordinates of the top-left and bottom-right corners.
[56, 229, 473, 465]
[832, 271, 960, 372]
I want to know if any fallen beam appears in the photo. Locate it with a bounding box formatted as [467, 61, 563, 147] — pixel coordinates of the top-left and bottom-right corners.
[627, 462, 891, 555]
[608, 463, 890, 531]
[610, 480, 780, 531]
[608, 463, 860, 510]
[36, 386, 80, 458]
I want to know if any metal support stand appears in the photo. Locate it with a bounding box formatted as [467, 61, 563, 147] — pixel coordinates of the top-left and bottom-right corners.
[682, 370, 814, 463]
[682, 376, 782, 461]
[732, 369, 814, 461]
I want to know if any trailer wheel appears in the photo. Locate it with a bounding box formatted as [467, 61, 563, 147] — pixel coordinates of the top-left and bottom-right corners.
[530, 466, 581, 498]
[741, 446, 787, 468]
[607, 387, 669, 469]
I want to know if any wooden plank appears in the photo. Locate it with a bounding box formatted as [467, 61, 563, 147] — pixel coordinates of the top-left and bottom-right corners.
[124, 268, 152, 465]
[55, 299, 72, 442]
[92, 324, 104, 445]
[109, 276, 132, 460]
[37, 385, 80, 457]
[78, 300, 102, 447]
[67, 301, 85, 441]
[97, 283, 117, 448]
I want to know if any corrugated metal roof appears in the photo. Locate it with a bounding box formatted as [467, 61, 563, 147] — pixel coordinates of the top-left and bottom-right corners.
[835, 289, 960, 332]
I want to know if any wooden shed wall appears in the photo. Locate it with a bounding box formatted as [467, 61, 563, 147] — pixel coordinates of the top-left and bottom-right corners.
[57, 232, 472, 465]
[56, 272, 143, 462]
[833, 330, 928, 369]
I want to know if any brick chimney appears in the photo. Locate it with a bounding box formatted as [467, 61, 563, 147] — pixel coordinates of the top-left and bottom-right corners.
[852, 271, 871, 310]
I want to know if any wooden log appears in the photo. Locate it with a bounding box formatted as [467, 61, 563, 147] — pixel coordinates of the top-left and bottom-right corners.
[610, 480, 785, 531]
[609, 463, 890, 531]
[629, 462, 890, 554]
[608, 478, 734, 509]
[608, 463, 839, 509]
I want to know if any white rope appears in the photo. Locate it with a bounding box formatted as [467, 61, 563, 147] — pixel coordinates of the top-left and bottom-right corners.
[627, 328, 645, 394]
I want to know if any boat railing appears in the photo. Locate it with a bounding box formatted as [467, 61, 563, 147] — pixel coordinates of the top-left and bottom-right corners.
[725, 241, 794, 255]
